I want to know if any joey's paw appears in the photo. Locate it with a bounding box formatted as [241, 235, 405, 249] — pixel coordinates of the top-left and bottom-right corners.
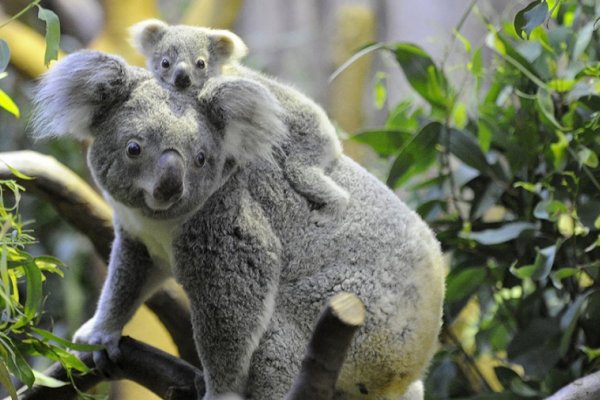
[310, 194, 350, 227]
[73, 321, 123, 379]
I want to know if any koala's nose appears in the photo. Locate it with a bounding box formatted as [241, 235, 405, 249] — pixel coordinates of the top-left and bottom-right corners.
[153, 150, 184, 203]
[174, 68, 191, 89]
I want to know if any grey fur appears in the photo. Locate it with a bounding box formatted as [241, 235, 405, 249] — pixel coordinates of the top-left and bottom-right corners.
[130, 21, 349, 224]
[31, 51, 445, 400]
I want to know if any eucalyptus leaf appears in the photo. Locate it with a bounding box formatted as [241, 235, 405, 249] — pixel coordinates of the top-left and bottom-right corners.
[514, 0, 549, 39]
[351, 129, 413, 157]
[386, 122, 441, 188]
[391, 43, 452, 112]
[460, 222, 537, 245]
[445, 267, 486, 302]
[0, 89, 20, 118]
[37, 6, 61, 66]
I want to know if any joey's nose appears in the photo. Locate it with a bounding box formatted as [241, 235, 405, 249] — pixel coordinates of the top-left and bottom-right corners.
[153, 150, 184, 203]
[174, 70, 191, 89]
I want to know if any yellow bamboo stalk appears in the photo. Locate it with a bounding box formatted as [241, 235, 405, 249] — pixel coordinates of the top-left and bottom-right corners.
[89, 0, 160, 65]
[328, 5, 376, 162]
[181, 0, 244, 28]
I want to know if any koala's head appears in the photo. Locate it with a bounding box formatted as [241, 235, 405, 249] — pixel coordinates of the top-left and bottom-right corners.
[129, 19, 248, 92]
[32, 51, 285, 219]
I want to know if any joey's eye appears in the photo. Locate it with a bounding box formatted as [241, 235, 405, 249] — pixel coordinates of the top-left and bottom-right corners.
[195, 58, 206, 69]
[195, 151, 206, 167]
[161, 58, 170, 69]
[126, 141, 142, 157]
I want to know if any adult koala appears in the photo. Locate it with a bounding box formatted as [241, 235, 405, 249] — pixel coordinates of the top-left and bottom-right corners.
[32, 50, 445, 400]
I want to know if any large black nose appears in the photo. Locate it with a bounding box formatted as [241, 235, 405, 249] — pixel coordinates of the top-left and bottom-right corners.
[153, 150, 184, 203]
[174, 70, 191, 89]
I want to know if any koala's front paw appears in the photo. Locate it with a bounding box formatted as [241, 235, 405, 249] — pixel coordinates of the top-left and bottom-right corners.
[73, 318, 123, 379]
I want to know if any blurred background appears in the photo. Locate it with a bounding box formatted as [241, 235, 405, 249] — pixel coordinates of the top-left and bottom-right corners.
[1, 0, 599, 399]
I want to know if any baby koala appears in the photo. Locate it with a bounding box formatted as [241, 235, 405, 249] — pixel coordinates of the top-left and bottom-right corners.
[129, 19, 349, 224]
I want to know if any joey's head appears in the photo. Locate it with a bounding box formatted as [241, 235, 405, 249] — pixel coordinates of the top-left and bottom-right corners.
[32, 51, 286, 220]
[129, 19, 248, 92]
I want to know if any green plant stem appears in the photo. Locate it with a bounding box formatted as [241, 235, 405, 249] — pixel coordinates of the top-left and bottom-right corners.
[328, 43, 386, 84]
[441, 0, 479, 69]
[0, 0, 41, 29]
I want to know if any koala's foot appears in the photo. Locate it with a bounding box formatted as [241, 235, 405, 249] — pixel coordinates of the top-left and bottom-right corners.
[73, 318, 124, 379]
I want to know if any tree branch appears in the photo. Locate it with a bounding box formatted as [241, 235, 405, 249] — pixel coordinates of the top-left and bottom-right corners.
[546, 369, 600, 400]
[13, 293, 366, 400]
[0, 150, 199, 368]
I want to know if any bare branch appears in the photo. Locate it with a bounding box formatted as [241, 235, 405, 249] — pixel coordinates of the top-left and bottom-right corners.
[546, 369, 600, 400]
[0, 150, 199, 367]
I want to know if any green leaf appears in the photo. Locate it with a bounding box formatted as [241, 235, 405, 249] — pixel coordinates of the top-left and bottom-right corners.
[453, 28, 471, 53]
[0, 40, 9, 73]
[573, 21, 594, 61]
[470, 47, 484, 91]
[445, 267, 486, 302]
[31, 327, 102, 353]
[451, 102, 468, 129]
[536, 88, 564, 130]
[514, 1, 549, 40]
[550, 267, 580, 289]
[37, 5, 61, 66]
[22, 261, 43, 323]
[373, 72, 387, 110]
[351, 129, 413, 157]
[0, 362, 17, 399]
[560, 292, 594, 356]
[448, 128, 491, 173]
[530, 243, 560, 281]
[577, 146, 599, 168]
[460, 222, 537, 245]
[476, 117, 494, 153]
[0, 89, 20, 118]
[386, 122, 441, 188]
[32, 369, 68, 388]
[391, 43, 452, 111]
[550, 131, 569, 171]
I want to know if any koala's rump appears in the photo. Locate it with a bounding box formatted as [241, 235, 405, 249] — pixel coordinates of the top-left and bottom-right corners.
[251, 156, 445, 399]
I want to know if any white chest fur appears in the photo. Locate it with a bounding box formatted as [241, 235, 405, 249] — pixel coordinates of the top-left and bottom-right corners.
[112, 201, 183, 271]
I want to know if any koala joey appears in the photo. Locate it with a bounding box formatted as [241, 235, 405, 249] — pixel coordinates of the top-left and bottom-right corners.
[32, 50, 445, 400]
[129, 19, 349, 225]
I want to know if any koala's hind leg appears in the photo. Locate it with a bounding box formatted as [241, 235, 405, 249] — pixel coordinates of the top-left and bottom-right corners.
[284, 160, 349, 226]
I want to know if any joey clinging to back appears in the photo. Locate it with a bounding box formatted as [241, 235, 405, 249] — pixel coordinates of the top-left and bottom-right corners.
[129, 19, 350, 224]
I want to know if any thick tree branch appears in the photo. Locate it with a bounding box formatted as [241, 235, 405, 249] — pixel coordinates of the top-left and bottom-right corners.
[14, 336, 202, 400]
[546, 369, 600, 400]
[0, 150, 199, 368]
[13, 293, 366, 400]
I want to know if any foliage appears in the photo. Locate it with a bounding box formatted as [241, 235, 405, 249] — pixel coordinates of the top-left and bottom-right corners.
[354, 0, 600, 398]
[0, 0, 60, 118]
[0, 175, 101, 399]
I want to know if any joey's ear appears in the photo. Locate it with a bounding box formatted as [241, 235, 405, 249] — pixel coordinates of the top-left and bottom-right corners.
[31, 50, 132, 140]
[129, 19, 168, 57]
[200, 77, 287, 166]
[209, 29, 248, 63]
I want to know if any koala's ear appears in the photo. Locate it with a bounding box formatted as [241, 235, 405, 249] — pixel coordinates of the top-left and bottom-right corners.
[31, 50, 132, 140]
[129, 19, 168, 57]
[209, 29, 248, 63]
[200, 77, 287, 166]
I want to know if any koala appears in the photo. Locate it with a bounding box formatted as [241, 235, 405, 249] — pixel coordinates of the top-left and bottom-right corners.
[32, 50, 445, 400]
[129, 19, 349, 225]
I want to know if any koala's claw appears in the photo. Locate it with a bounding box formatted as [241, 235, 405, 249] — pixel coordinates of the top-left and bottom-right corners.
[73, 320, 124, 379]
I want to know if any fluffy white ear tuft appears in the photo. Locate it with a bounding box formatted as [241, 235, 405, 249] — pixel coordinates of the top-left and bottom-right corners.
[128, 19, 169, 57]
[31, 50, 130, 140]
[200, 76, 288, 166]
[210, 29, 248, 64]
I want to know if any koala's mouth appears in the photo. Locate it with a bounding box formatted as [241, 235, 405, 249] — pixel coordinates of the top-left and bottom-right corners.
[143, 192, 181, 212]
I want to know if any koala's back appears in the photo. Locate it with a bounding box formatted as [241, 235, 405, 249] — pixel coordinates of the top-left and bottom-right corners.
[226, 64, 341, 159]
[242, 156, 445, 399]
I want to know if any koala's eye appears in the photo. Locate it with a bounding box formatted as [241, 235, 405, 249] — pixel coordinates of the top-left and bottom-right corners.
[195, 58, 206, 69]
[126, 141, 142, 157]
[195, 151, 206, 168]
[161, 58, 170, 69]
